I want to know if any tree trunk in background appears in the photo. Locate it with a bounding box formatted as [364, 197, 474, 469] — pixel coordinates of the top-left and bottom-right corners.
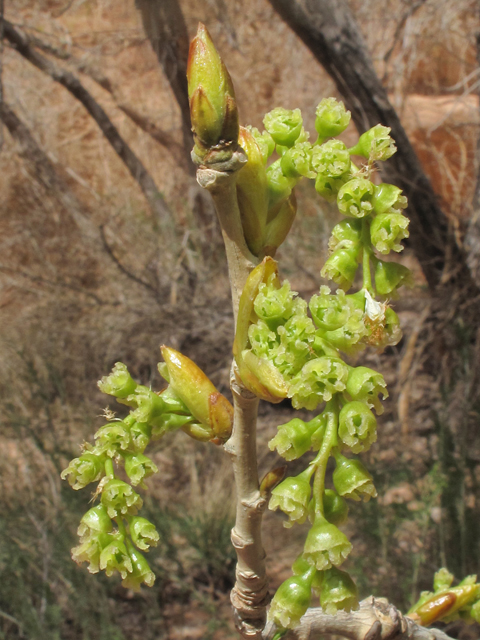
[135, 0, 194, 176]
[267, 0, 475, 291]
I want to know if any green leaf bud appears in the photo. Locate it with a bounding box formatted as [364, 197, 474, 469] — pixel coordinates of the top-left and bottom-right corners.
[370, 213, 409, 255]
[98, 362, 137, 399]
[321, 246, 359, 291]
[269, 467, 313, 527]
[77, 505, 113, 541]
[267, 568, 315, 630]
[129, 516, 160, 551]
[269, 418, 319, 461]
[328, 219, 362, 253]
[61, 452, 105, 490]
[323, 489, 349, 526]
[314, 98, 351, 140]
[289, 357, 350, 410]
[94, 423, 131, 457]
[333, 452, 377, 502]
[374, 260, 412, 296]
[281, 142, 315, 179]
[254, 279, 296, 330]
[122, 539, 155, 590]
[434, 568, 455, 592]
[124, 453, 158, 487]
[349, 125, 396, 162]
[312, 139, 351, 178]
[263, 107, 303, 147]
[314, 173, 349, 202]
[266, 159, 295, 211]
[338, 401, 377, 453]
[181, 421, 215, 442]
[99, 534, 133, 579]
[129, 421, 152, 453]
[320, 566, 359, 615]
[246, 126, 275, 163]
[346, 366, 388, 415]
[373, 183, 408, 215]
[337, 177, 375, 219]
[101, 478, 143, 518]
[303, 516, 352, 570]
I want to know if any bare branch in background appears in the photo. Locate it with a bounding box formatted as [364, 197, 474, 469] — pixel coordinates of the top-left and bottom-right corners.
[267, 0, 474, 291]
[4, 19, 174, 223]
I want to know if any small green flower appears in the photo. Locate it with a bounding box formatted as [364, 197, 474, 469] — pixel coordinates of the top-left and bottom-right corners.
[372, 183, 407, 215]
[122, 540, 156, 591]
[101, 478, 143, 518]
[433, 568, 455, 592]
[323, 489, 349, 526]
[349, 125, 396, 161]
[370, 213, 409, 254]
[337, 177, 375, 219]
[124, 453, 158, 487]
[94, 423, 131, 457]
[281, 142, 315, 179]
[129, 388, 170, 427]
[374, 260, 412, 296]
[129, 421, 152, 453]
[346, 366, 388, 415]
[310, 287, 352, 332]
[61, 452, 105, 490]
[98, 362, 137, 399]
[289, 357, 350, 410]
[71, 534, 105, 574]
[314, 98, 351, 140]
[269, 467, 313, 527]
[338, 401, 377, 453]
[263, 107, 303, 147]
[254, 279, 296, 330]
[303, 516, 352, 570]
[99, 534, 133, 579]
[129, 516, 160, 551]
[312, 139, 351, 178]
[268, 566, 315, 629]
[321, 246, 359, 291]
[269, 418, 319, 461]
[333, 452, 377, 502]
[77, 505, 113, 541]
[319, 566, 359, 615]
[328, 219, 362, 253]
[314, 173, 349, 202]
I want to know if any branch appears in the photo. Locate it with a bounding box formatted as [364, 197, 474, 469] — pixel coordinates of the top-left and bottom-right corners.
[266, 0, 473, 291]
[263, 597, 455, 640]
[4, 19, 173, 222]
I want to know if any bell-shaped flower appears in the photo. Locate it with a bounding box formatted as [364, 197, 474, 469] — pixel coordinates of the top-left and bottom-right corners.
[129, 421, 151, 453]
[101, 478, 143, 519]
[375, 260, 412, 296]
[129, 516, 160, 551]
[129, 387, 170, 427]
[323, 489, 349, 526]
[314, 98, 351, 140]
[275, 311, 316, 378]
[321, 246, 359, 291]
[71, 533, 107, 574]
[281, 142, 315, 179]
[254, 279, 296, 330]
[346, 366, 388, 414]
[319, 566, 359, 614]
[269, 417, 319, 461]
[310, 287, 351, 332]
[77, 505, 113, 541]
[124, 453, 158, 487]
[61, 452, 105, 490]
[338, 401, 377, 453]
[328, 219, 362, 253]
[121, 540, 155, 591]
[337, 177, 375, 219]
[268, 565, 316, 629]
[312, 139, 351, 186]
[94, 423, 131, 457]
[303, 516, 352, 570]
[269, 467, 314, 527]
[372, 183, 408, 215]
[370, 213, 409, 255]
[263, 107, 303, 147]
[289, 357, 350, 411]
[99, 533, 133, 579]
[98, 362, 137, 399]
[349, 125, 396, 162]
[333, 452, 377, 502]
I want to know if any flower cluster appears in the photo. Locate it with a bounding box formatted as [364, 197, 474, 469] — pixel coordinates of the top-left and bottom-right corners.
[62, 348, 233, 589]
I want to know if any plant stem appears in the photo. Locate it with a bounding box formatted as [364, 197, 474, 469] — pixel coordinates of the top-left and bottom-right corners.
[361, 220, 373, 292]
[312, 398, 338, 518]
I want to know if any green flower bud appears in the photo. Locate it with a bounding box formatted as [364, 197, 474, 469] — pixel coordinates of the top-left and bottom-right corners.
[373, 183, 408, 215]
[349, 125, 396, 161]
[269, 467, 313, 527]
[129, 421, 152, 453]
[99, 534, 133, 579]
[337, 177, 375, 219]
[314, 173, 349, 202]
[187, 23, 239, 161]
[321, 246, 359, 291]
[374, 260, 412, 296]
[289, 357, 350, 410]
[61, 452, 105, 490]
[254, 279, 296, 330]
[434, 568, 454, 593]
[124, 453, 158, 487]
[129, 516, 160, 551]
[121, 539, 155, 591]
[346, 366, 388, 415]
[77, 505, 113, 541]
[101, 478, 143, 519]
[333, 452, 377, 502]
[320, 566, 359, 615]
[266, 159, 295, 211]
[269, 418, 318, 461]
[98, 362, 137, 399]
[263, 107, 303, 147]
[94, 423, 131, 457]
[246, 126, 275, 163]
[338, 401, 377, 453]
[314, 98, 351, 140]
[303, 516, 352, 570]
[323, 489, 349, 526]
[328, 219, 362, 253]
[267, 567, 315, 630]
[281, 142, 315, 179]
[151, 413, 194, 439]
[370, 213, 409, 255]
[312, 139, 351, 177]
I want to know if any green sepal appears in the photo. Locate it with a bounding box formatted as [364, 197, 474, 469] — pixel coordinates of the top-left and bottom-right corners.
[101, 478, 143, 519]
[321, 246, 359, 292]
[337, 177, 375, 219]
[122, 539, 155, 591]
[61, 452, 106, 490]
[124, 453, 159, 487]
[77, 505, 113, 541]
[346, 366, 388, 415]
[266, 159, 295, 212]
[328, 219, 362, 253]
[303, 515, 352, 570]
[333, 452, 377, 502]
[373, 183, 407, 215]
[374, 260, 412, 296]
[338, 401, 377, 453]
[269, 467, 314, 527]
[99, 533, 133, 580]
[319, 566, 359, 615]
[267, 566, 315, 630]
[370, 213, 409, 255]
[268, 417, 320, 461]
[129, 516, 160, 551]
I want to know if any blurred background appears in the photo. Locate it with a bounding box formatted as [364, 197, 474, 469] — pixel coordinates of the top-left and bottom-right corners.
[0, 0, 479, 638]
